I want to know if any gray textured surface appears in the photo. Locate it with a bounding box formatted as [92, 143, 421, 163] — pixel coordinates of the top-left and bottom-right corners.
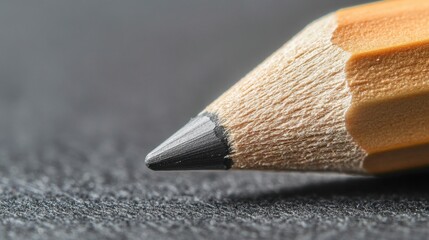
[1, 1, 429, 239]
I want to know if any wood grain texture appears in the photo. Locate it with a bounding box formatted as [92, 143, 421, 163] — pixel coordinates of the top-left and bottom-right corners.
[206, 0, 429, 174]
[206, 14, 366, 173]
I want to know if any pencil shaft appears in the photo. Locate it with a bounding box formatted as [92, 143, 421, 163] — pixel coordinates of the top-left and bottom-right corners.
[146, 0, 429, 174]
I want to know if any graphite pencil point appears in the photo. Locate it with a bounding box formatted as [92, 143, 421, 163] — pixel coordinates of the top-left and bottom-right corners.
[145, 113, 232, 170]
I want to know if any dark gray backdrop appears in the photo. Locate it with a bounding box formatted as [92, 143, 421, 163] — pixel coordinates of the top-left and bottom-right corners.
[1, 1, 429, 240]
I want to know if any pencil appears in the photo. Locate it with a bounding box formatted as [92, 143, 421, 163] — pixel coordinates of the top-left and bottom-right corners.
[146, 0, 429, 174]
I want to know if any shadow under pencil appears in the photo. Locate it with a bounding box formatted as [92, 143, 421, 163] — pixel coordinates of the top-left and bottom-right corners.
[230, 168, 429, 202]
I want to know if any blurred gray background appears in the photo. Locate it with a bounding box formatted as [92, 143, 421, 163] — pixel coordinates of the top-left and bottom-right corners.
[3, 1, 429, 240]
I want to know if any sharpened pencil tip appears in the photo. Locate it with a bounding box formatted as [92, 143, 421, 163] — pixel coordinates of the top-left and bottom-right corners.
[145, 113, 232, 171]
